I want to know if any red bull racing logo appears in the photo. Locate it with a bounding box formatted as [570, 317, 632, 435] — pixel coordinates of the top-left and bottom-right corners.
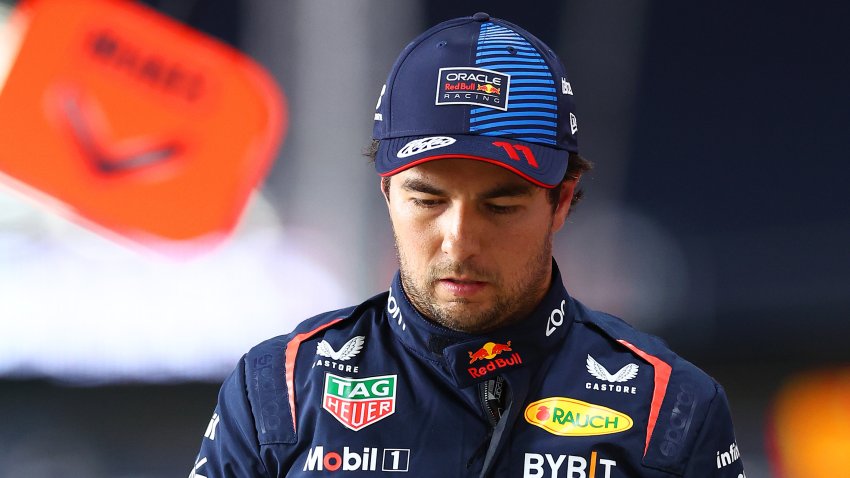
[477, 83, 500, 94]
[467, 341, 522, 378]
[436, 67, 510, 111]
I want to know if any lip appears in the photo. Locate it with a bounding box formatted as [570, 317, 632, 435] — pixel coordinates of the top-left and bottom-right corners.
[437, 278, 487, 297]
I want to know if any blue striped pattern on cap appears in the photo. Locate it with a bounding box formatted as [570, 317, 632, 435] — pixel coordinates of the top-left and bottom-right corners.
[470, 22, 558, 145]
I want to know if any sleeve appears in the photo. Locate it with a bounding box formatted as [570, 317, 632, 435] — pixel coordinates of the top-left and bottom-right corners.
[189, 356, 271, 478]
[682, 385, 746, 478]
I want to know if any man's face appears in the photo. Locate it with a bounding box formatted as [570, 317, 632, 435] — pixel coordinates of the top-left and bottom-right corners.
[384, 159, 575, 333]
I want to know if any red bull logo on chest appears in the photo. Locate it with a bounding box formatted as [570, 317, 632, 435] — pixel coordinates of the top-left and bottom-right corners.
[468, 341, 513, 363]
[467, 341, 522, 378]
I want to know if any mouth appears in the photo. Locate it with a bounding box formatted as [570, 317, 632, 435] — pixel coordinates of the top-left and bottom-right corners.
[437, 278, 488, 297]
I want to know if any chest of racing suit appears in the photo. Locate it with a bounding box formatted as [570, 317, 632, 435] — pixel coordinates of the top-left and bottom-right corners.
[191, 263, 746, 477]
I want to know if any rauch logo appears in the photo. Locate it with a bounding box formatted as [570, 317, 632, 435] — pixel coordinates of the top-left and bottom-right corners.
[524, 397, 633, 436]
[323, 373, 396, 431]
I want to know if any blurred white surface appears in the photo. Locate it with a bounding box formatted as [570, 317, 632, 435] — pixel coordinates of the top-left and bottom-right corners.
[0, 190, 354, 382]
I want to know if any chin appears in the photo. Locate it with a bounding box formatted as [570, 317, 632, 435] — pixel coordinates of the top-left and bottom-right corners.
[441, 310, 495, 330]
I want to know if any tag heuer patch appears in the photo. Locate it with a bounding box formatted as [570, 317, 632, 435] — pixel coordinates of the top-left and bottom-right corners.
[436, 67, 509, 111]
[323, 373, 397, 431]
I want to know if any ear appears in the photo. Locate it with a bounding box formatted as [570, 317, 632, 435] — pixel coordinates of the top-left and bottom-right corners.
[379, 177, 391, 207]
[551, 173, 581, 233]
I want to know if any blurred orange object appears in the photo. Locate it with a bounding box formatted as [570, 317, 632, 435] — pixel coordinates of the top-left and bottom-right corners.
[0, 0, 285, 249]
[767, 367, 850, 478]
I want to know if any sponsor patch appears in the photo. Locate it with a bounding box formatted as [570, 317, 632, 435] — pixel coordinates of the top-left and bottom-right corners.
[323, 373, 396, 431]
[386, 286, 406, 331]
[659, 383, 698, 458]
[189, 456, 207, 478]
[491, 141, 539, 168]
[396, 136, 456, 158]
[374, 84, 386, 121]
[545, 299, 567, 337]
[303, 446, 410, 473]
[524, 450, 617, 478]
[317, 336, 365, 361]
[585, 354, 639, 395]
[313, 336, 365, 374]
[716, 442, 741, 470]
[524, 397, 633, 436]
[561, 77, 573, 95]
[467, 340, 522, 379]
[203, 412, 220, 440]
[468, 341, 513, 363]
[436, 67, 509, 111]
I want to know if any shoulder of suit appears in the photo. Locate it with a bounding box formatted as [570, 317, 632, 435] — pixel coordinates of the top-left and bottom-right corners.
[572, 299, 717, 385]
[571, 298, 727, 475]
[237, 290, 388, 445]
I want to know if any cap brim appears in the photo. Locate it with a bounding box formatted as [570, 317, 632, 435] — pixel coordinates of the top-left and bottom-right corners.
[376, 135, 568, 189]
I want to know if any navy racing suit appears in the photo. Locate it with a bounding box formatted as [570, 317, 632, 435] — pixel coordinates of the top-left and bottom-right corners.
[190, 262, 745, 477]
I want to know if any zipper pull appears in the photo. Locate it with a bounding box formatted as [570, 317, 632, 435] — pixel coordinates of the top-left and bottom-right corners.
[478, 375, 507, 427]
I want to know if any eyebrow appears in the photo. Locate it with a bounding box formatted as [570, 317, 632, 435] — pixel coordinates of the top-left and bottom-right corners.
[401, 178, 445, 196]
[400, 177, 534, 199]
[480, 183, 534, 199]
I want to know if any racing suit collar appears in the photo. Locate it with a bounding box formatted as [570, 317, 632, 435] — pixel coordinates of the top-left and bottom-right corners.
[384, 259, 575, 388]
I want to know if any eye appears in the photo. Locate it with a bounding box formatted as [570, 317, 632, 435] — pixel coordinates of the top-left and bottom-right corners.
[486, 204, 519, 215]
[411, 197, 442, 208]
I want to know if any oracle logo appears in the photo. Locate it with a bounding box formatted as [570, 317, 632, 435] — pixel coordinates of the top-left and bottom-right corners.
[545, 299, 567, 336]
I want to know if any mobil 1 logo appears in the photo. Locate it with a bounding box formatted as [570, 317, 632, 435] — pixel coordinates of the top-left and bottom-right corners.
[303, 446, 411, 473]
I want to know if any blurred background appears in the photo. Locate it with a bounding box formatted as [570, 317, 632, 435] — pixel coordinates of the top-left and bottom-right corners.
[0, 0, 847, 476]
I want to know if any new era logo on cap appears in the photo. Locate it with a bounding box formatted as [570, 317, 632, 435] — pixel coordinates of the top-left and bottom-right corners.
[562, 77, 573, 95]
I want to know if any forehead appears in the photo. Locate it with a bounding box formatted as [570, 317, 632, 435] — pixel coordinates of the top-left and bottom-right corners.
[392, 159, 539, 194]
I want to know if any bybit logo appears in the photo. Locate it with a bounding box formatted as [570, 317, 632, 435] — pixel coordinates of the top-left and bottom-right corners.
[524, 450, 616, 478]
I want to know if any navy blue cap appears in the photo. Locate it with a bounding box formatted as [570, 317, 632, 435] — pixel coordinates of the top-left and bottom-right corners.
[372, 13, 578, 188]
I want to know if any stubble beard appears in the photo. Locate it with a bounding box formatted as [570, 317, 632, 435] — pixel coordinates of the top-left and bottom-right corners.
[394, 229, 553, 334]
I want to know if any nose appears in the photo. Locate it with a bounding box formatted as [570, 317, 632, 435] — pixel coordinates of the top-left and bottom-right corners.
[440, 202, 483, 261]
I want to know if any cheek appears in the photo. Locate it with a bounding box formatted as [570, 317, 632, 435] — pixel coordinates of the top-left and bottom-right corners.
[490, 216, 552, 257]
[390, 210, 440, 258]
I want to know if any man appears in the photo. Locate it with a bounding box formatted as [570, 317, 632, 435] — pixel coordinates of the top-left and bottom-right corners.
[190, 13, 746, 477]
